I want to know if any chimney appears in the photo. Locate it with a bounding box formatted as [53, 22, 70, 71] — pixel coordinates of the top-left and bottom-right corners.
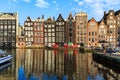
[104, 11, 106, 16]
[53, 17, 55, 21]
[42, 15, 44, 22]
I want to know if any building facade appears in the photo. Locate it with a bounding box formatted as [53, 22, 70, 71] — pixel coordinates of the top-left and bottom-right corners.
[33, 17, 44, 47]
[24, 16, 34, 47]
[115, 10, 120, 44]
[0, 13, 18, 48]
[55, 14, 66, 46]
[66, 13, 76, 43]
[87, 18, 99, 47]
[103, 10, 117, 46]
[44, 18, 55, 47]
[98, 20, 107, 42]
[75, 12, 88, 46]
[16, 25, 25, 48]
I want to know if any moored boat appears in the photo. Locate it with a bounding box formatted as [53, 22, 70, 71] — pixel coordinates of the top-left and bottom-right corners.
[0, 62, 12, 70]
[0, 50, 12, 64]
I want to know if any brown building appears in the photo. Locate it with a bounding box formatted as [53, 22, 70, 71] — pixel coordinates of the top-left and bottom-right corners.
[115, 10, 120, 44]
[44, 17, 55, 47]
[103, 10, 117, 46]
[55, 14, 66, 46]
[66, 13, 76, 43]
[75, 12, 88, 46]
[87, 17, 99, 47]
[33, 17, 44, 47]
[0, 13, 18, 48]
[24, 16, 34, 47]
[98, 20, 107, 42]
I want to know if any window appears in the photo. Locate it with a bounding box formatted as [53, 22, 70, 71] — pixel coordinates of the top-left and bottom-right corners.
[8, 21, 11, 24]
[69, 33, 72, 36]
[62, 22, 64, 25]
[52, 25, 54, 27]
[118, 17, 120, 20]
[92, 32, 94, 35]
[25, 22, 27, 25]
[45, 25, 47, 27]
[48, 25, 51, 28]
[89, 32, 91, 35]
[4, 20, 7, 24]
[59, 22, 62, 25]
[0, 21, 3, 24]
[8, 25, 11, 29]
[110, 12, 113, 15]
[89, 38, 91, 41]
[12, 20, 15, 24]
[110, 16, 113, 19]
[92, 38, 94, 42]
[69, 28, 72, 31]
[4, 25, 7, 29]
[1, 26, 3, 29]
[77, 31, 79, 34]
[28, 22, 30, 26]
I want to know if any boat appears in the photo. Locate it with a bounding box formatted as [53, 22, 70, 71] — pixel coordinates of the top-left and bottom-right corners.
[112, 52, 120, 55]
[0, 50, 12, 64]
[0, 62, 12, 70]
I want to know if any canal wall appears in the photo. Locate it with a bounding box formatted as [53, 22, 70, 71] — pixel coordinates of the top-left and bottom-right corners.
[92, 53, 120, 80]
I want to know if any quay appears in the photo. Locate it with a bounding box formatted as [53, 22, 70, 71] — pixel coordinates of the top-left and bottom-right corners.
[92, 52, 120, 79]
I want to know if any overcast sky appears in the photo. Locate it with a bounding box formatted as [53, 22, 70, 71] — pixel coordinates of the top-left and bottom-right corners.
[0, 0, 120, 25]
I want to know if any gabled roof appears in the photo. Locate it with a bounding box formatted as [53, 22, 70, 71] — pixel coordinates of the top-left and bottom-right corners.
[88, 17, 97, 22]
[56, 14, 64, 22]
[45, 17, 55, 23]
[26, 16, 31, 21]
[115, 10, 120, 16]
[67, 13, 74, 20]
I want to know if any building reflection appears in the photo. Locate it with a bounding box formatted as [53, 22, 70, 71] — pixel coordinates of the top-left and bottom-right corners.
[15, 49, 92, 80]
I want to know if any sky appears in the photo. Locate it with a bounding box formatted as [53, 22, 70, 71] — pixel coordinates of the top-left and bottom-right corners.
[0, 0, 120, 25]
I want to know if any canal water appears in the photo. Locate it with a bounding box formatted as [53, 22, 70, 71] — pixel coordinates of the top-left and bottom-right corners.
[0, 49, 104, 80]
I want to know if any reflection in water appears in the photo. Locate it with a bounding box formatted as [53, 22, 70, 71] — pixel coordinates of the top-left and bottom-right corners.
[0, 49, 95, 80]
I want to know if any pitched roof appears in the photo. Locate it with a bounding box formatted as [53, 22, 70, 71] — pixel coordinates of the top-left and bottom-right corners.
[67, 13, 74, 20]
[56, 14, 64, 22]
[45, 17, 55, 23]
[115, 10, 120, 16]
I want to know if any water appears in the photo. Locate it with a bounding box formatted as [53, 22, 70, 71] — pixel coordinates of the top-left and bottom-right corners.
[0, 49, 104, 80]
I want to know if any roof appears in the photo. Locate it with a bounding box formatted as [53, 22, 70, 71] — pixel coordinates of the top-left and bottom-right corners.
[56, 14, 64, 22]
[115, 10, 120, 16]
[44, 17, 55, 23]
[67, 13, 74, 20]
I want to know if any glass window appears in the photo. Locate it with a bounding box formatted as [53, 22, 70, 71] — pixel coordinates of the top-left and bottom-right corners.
[12, 20, 15, 24]
[4, 20, 7, 24]
[48, 25, 51, 28]
[25, 22, 27, 25]
[8, 21, 11, 24]
[28, 22, 30, 26]
[45, 25, 47, 27]
[52, 25, 54, 27]
[0, 21, 3, 24]
[12, 25, 15, 29]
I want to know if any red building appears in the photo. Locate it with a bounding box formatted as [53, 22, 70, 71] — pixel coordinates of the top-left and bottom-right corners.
[33, 17, 44, 47]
